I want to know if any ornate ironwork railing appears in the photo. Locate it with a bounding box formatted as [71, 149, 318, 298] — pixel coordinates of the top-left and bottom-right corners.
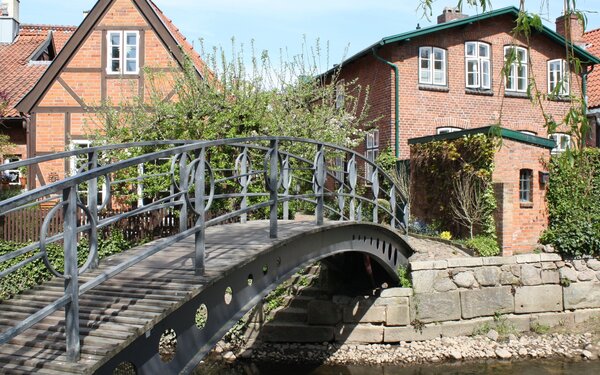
[0, 137, 408, 362]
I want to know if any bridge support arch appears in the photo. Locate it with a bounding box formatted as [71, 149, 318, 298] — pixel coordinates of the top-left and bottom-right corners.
[98, 222, 412, 375]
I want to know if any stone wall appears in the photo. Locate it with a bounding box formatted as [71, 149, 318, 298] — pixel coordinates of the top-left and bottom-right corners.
[254, 254, 600, 344]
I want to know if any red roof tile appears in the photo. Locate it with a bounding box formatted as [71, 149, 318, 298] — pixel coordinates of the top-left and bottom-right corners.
[0, 24, 75, 118]
[148, 1, 214, 82]
[584, 28, 600, 109]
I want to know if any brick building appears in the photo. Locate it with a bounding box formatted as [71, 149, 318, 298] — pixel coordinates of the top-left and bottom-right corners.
[330, 6, 599, 253]
[585, 27, 600, 146]
[0, 0, 210, 187]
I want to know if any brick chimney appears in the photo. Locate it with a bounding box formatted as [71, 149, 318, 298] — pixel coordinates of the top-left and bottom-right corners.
[0, 0, 20, 44]
[437, 7, 468, 24]
[556, 13, 585, 47]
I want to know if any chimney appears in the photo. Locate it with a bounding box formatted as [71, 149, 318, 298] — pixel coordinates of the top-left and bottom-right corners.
[437, 7, 468, 24]
[0, 0, 19, 44]
[556, 13, 585, 47]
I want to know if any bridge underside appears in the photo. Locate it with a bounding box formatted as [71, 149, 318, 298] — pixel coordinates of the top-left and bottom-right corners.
[0, 221, 411, 375]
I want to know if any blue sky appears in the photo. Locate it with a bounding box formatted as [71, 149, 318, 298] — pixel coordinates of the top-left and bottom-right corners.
[19, 0, 600, 69]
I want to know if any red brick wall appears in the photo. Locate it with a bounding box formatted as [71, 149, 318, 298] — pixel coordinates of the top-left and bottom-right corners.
[492, 139, 550, 255]
[339, 14, 581, 160]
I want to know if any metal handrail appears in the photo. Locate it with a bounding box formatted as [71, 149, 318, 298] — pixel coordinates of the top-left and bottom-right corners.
[0, 137, 409, 362]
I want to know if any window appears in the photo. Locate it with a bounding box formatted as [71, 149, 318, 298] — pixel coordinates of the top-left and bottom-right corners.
[436, 127, 462, 134]
[465, 42, 491, 89]
[107, 31, 140, 74]
[504, 46, 528, 93]
[549, 133, 571, 155]
[548, 59, 569, 96]
[70, 140, 107, 205]
[519, 169, 533, 203]
[365, 130, 379, 181]
[419, 47, 446, 86]
[335, 81, 345, 110]
[2, 155, 22, 185]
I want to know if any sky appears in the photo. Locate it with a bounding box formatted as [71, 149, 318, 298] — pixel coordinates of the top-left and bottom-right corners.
[17, 0, 600, 71]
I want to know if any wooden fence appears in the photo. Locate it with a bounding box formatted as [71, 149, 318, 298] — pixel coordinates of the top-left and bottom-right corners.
[0, 207, 209, 244]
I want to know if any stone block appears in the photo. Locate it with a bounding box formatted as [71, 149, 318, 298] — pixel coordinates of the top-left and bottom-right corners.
[410, 291, 461, 323]
[564, 282, 600, 309]
[453, 271, 476, 288]
[474, 267, 501, 286]
[521, 264, 542, 286]
[540, 253, 562, 262]
[587, 259, 600, 271]
[380, 288, 413, 298]
[447, 258, 483, 268]
[335, 324, 383, 343]
[574, 308, 600, 323]
[559, 267, 578, 282]
[516, 254, 541, 263]
[440, 317, 493, 337]
[384, 325, 442, 342]
[262, 323, 334, 343]
[410, 260, 448, 270]
[411, 270, 437, 294]
[500, 270, 520, 285]
[386, 304, 410, 326]
[530, 312, 575, 328]
[482, 256, 516, 266]
[308, 300, 341, 325]
[343, 304, 386, 324]
[460, 286, 514, 319]
[578, 271, 596, 282]
[541, 269, 559, 284]
[433, 276, 457, 292]
[504, 314, 532, 332]
[374, 296, 409, 306]
[514, 285, 563, 313]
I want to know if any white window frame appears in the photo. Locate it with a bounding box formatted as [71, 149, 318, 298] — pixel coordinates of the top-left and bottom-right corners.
[547, 59, 569, 96]
[504, 46, 528, 93]
[106, 30, 140, 75]
[549, 133, 571, 155]
[519, 130, 537, 136]
[436, 127, 462, 135]
[2, 155, 22, 186]
[70, 140, 108, 206]
[365, 130, 379, 182]
[465, 41, 491, 90]
[419, 47, 447, 86]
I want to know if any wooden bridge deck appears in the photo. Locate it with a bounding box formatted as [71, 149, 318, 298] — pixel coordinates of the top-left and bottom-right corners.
[0, 220, 324, 374]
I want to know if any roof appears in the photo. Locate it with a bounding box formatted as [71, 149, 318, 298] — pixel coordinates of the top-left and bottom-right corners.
[584, 28, 600, 109]
[330, 6, 600, 74]
[16, 0, 213, 114]
[408, 126, 556, 150]
[0, 25, 75, 118]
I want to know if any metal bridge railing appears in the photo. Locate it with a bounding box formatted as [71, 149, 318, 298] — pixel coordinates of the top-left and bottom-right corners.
[0, 137, 408, 362]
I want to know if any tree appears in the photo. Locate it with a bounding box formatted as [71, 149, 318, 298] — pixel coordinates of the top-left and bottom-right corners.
[450, 172, 492, 239]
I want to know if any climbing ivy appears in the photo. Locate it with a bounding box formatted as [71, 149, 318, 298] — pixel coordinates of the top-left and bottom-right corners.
[540, 148, 600, 257]
[410, 133, 499, 239]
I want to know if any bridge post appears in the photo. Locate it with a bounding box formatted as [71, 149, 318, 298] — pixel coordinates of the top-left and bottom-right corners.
[194, 148, 206, 275]
[371, 169, 379, 224]
[87, 150, 99, 269]
[63, 186, 80, 362]
[268, 139, 278, 238]
[315, 144, 325, 226]
[390, 185, 397, 228]
[179, 153, 189, 233]
[282, 156, 291, 220]
[239, 147, 249, 224]
[348, 155, 357, 221]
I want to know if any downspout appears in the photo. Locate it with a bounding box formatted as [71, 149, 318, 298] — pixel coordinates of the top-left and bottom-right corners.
[372, 47, 400, 159]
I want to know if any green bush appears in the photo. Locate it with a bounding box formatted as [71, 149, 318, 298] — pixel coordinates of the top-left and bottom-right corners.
[541, 149, 600, 257]
[464, 236, 500, 257]
[0, 229, 132, 301]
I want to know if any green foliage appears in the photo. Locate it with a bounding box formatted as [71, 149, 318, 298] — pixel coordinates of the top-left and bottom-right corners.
[530, 322, 550, 334]
[0, 229, 132, 301]
[541, 149, 600, 257]
[263, 283, 289, 315]
[396, 265, 412, 288]
[473, 312, 515, 336]
[0, 186, 22, 201]
[464, 235, 500, 257]
[411, 133, 498, 239]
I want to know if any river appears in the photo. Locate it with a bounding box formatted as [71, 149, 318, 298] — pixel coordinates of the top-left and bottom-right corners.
[196, 359, 600, 374]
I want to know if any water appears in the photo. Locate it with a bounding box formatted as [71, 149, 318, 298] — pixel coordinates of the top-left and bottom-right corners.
[197, 360, 600, 375]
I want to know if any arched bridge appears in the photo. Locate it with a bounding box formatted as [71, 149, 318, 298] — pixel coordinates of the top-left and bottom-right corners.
[0, 138, 412, 374]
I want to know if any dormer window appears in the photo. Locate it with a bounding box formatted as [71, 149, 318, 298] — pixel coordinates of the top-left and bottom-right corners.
[107, 31, 140, 74]
[419, 47, 447, 86]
